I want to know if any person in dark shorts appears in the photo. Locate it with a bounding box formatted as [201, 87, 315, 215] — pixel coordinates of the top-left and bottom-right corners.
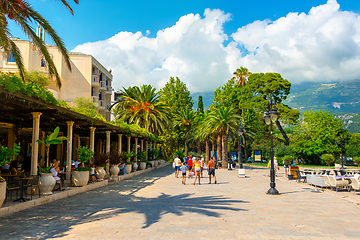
[208, 157, 217, 184]
[181, 162, 187, 185]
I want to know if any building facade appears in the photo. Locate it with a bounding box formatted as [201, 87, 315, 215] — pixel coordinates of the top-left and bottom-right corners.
[0, 38, 113, 121]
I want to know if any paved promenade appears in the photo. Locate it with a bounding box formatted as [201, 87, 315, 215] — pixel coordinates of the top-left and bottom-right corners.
[0, 165, 359, 239]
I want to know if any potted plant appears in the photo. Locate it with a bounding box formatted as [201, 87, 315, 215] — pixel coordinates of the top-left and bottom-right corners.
[125, 161, 133, 174]
[93, 153, 109, 181]
[37, 126, 67, 167]
[109, 152, 122, 177]
[39, 166, 56, 195]
[137, 151, 147, 170]
[0, 143, 21, 206]
[72, 146, 94, 186]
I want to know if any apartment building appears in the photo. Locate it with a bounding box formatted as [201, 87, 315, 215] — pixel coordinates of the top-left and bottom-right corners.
[0, 38, 113, 121]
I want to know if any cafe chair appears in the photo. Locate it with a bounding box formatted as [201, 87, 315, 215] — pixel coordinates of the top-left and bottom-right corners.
[5, 181, 21, 203]
[350, 177, 360, 195]
[328, 175, 349, 192]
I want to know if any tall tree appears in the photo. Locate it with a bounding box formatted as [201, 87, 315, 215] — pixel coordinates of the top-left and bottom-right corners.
[173, 108, 195, 157]
[0, 0, 78, 88]
[205, 106, 240, 168]
[111, 85, 170, 134]
[197, 96, 204, 114]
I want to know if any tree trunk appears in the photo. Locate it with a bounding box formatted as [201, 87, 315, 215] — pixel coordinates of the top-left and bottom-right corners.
[238, 137, 241, 164]
[212, 135, 216, 160]
[197, 139, 201, 157]
[217, 135, 221, 162]
[222, 134, 228, 168]
[185, 134, 188, 157]
[275, 120, 290, 145]
[46, 146, 50, 167]
[205, 135, 210, 165]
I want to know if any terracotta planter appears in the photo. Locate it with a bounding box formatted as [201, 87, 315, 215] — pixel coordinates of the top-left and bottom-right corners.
[139, 162, 146, 170]
[72, 171, 89, 187]
[0, 181, 6, 208]
[95, 167, 106, 181]
[125, 164, 132, 174]
[39, 173, 56, 195]
[110, 165, 120, 176]
[133, 162, 138, 171]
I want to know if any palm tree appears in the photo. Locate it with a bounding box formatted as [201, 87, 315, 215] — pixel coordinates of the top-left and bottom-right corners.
[205, 106, 240, 168]
[111, 85, 170, 134]
[194, 111, 211, 163]
[0, 0, 79, 88]
[173, 108, 195, 157]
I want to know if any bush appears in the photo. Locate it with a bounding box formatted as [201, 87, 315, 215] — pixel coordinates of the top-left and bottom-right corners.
[274, 143, 293, 158]
[93, 153, 109, 167]
[282, 155, 293, 164]
[353, 157, 360, 168]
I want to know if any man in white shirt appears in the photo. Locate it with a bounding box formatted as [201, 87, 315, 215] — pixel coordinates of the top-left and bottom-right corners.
[174, 155, 181, 178]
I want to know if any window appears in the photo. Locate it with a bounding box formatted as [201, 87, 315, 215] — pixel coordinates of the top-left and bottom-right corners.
[99, 92, 102, 100]
[40, 58, 46, 67]
[7, 52, 16, 63]
[91, 87, 94, 96]
[106, 80, 108, 86]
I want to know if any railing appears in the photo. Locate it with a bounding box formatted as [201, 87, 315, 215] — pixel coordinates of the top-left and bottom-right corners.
[98, 100, 105, 109]
[106, 86, 112, 94]
[99, 81, 106, 90]
[92, 75, 99, 85]
[92, 96, 99, 104]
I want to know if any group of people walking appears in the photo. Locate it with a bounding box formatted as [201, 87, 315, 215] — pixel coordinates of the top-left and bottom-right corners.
[173, 155, 217, 185]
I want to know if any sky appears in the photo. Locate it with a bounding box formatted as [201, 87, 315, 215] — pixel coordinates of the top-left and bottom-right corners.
[8, 0, 360, 93]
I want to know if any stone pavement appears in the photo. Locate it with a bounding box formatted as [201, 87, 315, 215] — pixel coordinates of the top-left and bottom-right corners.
[0, 165, 359, 240]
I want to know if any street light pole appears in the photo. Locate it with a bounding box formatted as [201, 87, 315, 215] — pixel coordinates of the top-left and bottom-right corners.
[264, 96, 279, 195]
[228, 132, 232, 171]
[238, 120, 244, 169]
[340, 138, 344, 169]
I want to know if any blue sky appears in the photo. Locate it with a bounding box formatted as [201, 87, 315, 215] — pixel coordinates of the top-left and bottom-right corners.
[8, 0, 360, 92]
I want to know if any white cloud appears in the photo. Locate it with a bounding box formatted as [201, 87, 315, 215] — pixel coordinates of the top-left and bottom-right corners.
[72, 0, 360, 92]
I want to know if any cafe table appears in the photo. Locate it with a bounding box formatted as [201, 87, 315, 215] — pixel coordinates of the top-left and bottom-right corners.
[13, 177, 32, 202]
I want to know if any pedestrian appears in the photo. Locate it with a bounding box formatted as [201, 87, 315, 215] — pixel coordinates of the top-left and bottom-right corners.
[187, 156, 193, 177]
[284, 160, 289, 178]
[90, 164, 96, 183]
[274, 157, 279, 176]
[181, 162, 187, 185]
[193, 157, 201, 185]
[200, 155, 204, 178]
[208, 157, 217, 184]
[174, 155, 181, 178]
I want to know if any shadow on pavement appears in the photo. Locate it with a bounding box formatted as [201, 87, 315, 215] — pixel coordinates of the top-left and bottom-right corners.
[0, 165, 248, 239]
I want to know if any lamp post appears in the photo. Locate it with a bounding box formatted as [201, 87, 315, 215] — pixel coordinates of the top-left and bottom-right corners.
[228, 132, 232, 170]
[237, 121, 244, 169]
[264, 96, 279, 195]
[336, 138, 346, 169]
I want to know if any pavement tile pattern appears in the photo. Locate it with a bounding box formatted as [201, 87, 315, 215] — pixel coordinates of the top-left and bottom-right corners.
[0, 165, 359, 239]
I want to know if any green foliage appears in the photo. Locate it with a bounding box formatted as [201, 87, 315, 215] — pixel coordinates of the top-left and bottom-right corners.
[353, 157, 360, 168]
[136, 151, 147, 161]
[149, 148, 160, 159]
[38, 166, 52, 174]
[197, 96, 204, 113]
[0, 176, 5, 182]
[16, 71, 50, 89]
[77, 146, 94, 163]
[0, 143, 21, 166]
[74, 108, 106, 122]
[346, 133, 360, 157]
[175, 149, 185, 160]
[125, 161, 132, 165]
[321, 154, 335, 168]
[291, 109, 346, 160]
[282, 155, 293, 164]
[73, 97, 97, 110]
[123, 151, 134, 160]
[274, 143, 293, 158]
[73, 166, 91, 171]
[212, 78, 241, 113]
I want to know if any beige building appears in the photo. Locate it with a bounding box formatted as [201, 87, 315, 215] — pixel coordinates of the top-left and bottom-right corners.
[0, 38, 113, 121]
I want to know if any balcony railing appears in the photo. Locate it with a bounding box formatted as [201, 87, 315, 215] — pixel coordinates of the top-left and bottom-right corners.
[106, 86, 112, 94]
[99, 81, 106, 90]
[92, 96, 99, 104]
[98, 100, 105, 109]
[92, 75, 99, 86]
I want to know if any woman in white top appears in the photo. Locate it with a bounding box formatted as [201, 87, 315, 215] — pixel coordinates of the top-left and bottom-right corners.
[51, 161, 64, 191]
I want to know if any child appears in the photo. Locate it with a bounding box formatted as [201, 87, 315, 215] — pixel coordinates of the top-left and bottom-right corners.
[181, 162, 187, 185]
[90, 164, 95, 183]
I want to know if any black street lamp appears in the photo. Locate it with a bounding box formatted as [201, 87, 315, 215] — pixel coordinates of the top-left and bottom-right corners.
[237, 121, 244, 169]
[335, 138, 346, 169]
[264, 96, 279, 195]
[228, 132, 233, 170]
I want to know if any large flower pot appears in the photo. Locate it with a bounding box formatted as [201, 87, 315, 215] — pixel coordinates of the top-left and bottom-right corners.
[39, 173, 56, 195]
[158, 160, 161, 165]
[0, 181, 6, 208]
[154, 160, 158, 167]
[149, 161, 154, 168]
[95, 167, 106, 181]
[72, 171, 89, 186]
[139, 162, 146, 170]
[133, 162, 138, 171]
[110, 165, 120, 176]
[125, 164, 132, 174]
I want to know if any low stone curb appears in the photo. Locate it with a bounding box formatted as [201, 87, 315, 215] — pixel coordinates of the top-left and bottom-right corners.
[0, 162, 169, 217]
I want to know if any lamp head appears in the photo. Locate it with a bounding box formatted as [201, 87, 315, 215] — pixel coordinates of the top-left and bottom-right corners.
[264, 113, 271, 125]
[237, 126, 244, 136]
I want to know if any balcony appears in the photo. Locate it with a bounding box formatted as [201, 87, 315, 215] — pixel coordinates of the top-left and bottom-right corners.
[92, 96, 99, 104]
[106, 86, 112, 94]
[92, 75, 99, 86]
[99, 81, 106, 90]
[98, 100, 105, 109]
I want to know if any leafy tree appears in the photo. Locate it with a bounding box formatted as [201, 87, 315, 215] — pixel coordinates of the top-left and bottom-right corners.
[233, 66, 249, 87]
[274, 142, 293, 158]
[205, 106, 240, 168]
[212, 78, 241, 113]
[73, 97, 97, 110]
[173, 109, 196, 157]
[0, 143, 20, 166]
[291, 109, 345, 164]
[353, 156, 360, 168]
[197, 96, 204, 114]
[321, 154, 335, 169]
[15, 70, 49, 89]
[0, 0, 79, 88]
[346, 133, 360, 157]
[111, 85, 170, 134]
